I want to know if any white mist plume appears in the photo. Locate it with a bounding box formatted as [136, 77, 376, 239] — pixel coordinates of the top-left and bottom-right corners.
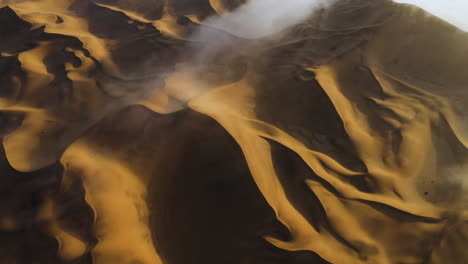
[199, 0, 337, 39]
[443, 163, 468, 209]
[189, 0, 340, 66]
[165, 0, 337, 105]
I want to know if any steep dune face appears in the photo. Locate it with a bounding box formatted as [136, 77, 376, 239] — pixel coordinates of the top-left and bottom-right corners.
[0, 0, 467, 263]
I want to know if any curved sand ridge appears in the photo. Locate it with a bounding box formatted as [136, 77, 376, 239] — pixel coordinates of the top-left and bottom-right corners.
[0, 0, 467, 263]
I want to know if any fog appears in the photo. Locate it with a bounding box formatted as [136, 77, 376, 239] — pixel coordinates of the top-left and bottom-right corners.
[201, 0, 337, 38]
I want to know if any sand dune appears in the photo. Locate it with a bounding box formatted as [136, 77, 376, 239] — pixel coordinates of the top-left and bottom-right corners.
[0, 0, 467, 263]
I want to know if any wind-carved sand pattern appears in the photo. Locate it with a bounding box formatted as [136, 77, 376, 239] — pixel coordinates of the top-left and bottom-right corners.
[0, 0, 467, 263]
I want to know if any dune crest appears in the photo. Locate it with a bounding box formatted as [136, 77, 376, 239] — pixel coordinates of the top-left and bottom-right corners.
[0, 0, 467, 263]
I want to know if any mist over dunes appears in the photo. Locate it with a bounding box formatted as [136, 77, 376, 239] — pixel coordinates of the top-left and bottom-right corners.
[0, 0, 467, 263]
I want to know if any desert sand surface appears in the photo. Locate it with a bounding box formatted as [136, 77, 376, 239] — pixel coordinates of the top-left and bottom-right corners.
[0, 0, 467, 263]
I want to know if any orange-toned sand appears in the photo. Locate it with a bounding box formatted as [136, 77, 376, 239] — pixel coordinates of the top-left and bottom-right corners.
[0, 0, 467, 263]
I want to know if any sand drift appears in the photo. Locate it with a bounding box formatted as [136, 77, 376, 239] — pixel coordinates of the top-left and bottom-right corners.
[0, 0, 467, 263]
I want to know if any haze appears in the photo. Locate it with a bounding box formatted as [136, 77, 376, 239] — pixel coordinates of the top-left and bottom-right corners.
[395, 0, 468, 31]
